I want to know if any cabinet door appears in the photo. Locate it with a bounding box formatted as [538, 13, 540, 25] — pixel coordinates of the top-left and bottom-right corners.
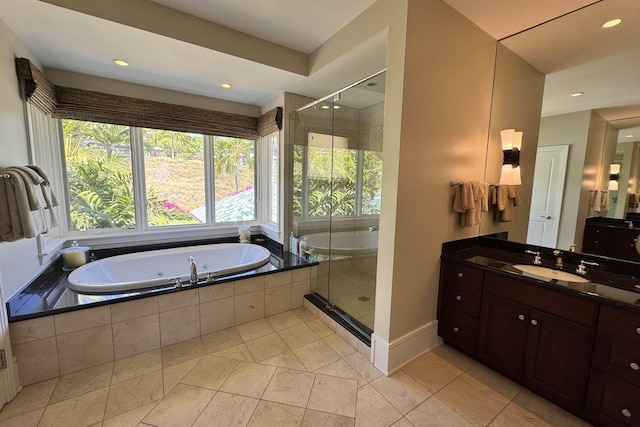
[523, 309, 595, 414]
[477, 293, 529, 381]
[582, 224, 611, 256]
[609, 228, 640, 263]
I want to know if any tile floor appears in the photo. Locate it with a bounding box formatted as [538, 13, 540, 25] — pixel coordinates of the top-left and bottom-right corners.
[0, 307, 591, 427]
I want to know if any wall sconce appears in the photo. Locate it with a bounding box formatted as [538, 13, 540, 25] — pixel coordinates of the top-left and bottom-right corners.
[499, 129, 522, 185]
[608, 163, 620, 191]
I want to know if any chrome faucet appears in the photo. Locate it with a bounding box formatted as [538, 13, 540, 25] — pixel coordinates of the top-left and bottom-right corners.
[189, 256, 198, 285]
[525, 250, 542, 265]
[576, 260, 599, 276]
[553, 250, 563, 269]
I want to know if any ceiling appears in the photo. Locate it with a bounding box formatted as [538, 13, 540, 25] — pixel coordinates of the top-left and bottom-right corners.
[0, 0, 636, 117]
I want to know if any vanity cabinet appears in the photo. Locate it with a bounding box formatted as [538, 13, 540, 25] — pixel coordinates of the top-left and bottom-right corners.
[437, 261, 482, 356]
[477, 272, 596, 413]
[585, 305, 640, 426]
[582, 223, 640, 262]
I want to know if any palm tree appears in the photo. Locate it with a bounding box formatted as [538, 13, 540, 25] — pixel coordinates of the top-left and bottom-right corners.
[85, 123, 130, 157]
[213, 136, 254, 193]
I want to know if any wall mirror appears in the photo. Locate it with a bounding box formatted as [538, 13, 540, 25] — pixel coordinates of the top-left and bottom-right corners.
[481, 0, 640, 263]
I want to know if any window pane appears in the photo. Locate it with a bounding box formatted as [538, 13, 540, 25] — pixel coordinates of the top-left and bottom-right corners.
[213, 137, 255, 222]
[330, 147, 357, 216]
[143, 129, 205, 226]
[63, 120, 135, 231]
[307, 146, 333, 216]
[293, 145, 303, 217]
[362, 150, 383, 215]
[270, 134, 279, 223]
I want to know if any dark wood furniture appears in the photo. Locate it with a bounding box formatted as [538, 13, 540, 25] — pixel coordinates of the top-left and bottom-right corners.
[438, 260, 640, 425]
[582, 222, 640, 262]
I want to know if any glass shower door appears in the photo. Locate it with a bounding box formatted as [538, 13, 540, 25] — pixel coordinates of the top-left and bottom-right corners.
[290, 71, 385, 334]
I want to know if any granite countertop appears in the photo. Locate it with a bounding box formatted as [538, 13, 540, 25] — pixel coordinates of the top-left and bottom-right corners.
[442, 245, 640, 313]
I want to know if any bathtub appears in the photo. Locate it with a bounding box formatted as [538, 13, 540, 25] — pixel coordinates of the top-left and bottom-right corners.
[67, 243, 271, 294]
[303, 230, 378, 255]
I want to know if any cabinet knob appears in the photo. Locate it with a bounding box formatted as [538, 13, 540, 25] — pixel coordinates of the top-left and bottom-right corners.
[518, 314, 525, 321]
[631, 362, 639, 371]
[636, 327, 640, 335]
[622, 409, 631, 418]
[453, 327, 459, 333]
[455, 295, 462, 301]
[457, 272, 464, 278]
[531, 319, 538, 326]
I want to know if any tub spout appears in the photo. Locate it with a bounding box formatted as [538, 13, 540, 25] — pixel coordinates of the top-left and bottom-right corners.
[189, 256, 198, 285]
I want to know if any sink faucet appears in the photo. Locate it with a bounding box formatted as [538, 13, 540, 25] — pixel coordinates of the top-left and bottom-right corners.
[525, 250, 542, 265]
[576, 260, 599, 276]
[553, 250, 563, 269]
[189, 256, 198, 285]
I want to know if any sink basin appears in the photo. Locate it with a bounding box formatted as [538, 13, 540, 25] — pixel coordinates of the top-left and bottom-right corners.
[513, 265, 590, 283]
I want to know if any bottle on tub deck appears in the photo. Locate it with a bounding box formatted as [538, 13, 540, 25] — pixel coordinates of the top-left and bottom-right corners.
[238, 224, 251, 243]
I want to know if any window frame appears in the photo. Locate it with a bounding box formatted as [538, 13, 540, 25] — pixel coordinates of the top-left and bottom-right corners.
[58, 120, 264, 248]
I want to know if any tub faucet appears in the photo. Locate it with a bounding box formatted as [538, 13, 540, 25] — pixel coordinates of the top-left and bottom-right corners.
[189, 256, 198, 285]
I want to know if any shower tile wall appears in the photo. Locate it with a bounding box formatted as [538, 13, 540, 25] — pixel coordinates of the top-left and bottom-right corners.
[10, 267, 313, 386]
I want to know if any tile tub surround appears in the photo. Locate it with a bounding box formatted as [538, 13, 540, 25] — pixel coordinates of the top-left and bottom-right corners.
[9, 268, 313, 386]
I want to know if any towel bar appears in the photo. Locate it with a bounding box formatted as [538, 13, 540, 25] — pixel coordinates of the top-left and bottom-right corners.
[450, 180, 497, 187]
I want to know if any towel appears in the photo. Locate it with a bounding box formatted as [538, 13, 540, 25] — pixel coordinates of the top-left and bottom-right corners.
[601, 190, 609, 211]
[464, 181, 489, 226]
[453, 181, 489, 227]
[494, 185, 520, 222]
[0, 165, 59, 242]
[0, 170, 41, 240]
[593, 190, 602, 213]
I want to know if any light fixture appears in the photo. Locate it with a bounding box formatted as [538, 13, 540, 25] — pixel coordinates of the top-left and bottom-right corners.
[627, 134, 635, 138]
[321, 105, 330, 110]
[113, 59, 129, 67]
[571, 92, 584, 97]
[499, 129, 522, 186]
[608, 163, 620, 191]
[333, 105, 340, 109]
[220, 83, 232, 89]
[602, 18, 622, 28]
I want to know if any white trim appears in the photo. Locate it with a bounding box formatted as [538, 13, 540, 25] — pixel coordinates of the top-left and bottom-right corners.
[371, 320, 442, 375]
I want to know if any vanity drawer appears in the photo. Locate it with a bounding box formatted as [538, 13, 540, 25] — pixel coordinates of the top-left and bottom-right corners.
[598, 305, 640, 346]
[593, 332, 640, 387]
[442, 262, 483, 287]
[438, 307, 478, 356]
[442, 280, 482, 317]
[483, 272, 598, 326]
[586, 369, 640, 427]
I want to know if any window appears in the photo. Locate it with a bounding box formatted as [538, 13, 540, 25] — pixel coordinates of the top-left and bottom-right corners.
[293, 132, 379, 219]
[62, 119, 256, 232]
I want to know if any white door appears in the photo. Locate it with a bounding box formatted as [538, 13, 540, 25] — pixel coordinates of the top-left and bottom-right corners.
[527, 145, 569, 247]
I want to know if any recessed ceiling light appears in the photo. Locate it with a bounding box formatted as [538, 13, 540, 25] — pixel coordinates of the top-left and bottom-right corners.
[627, 134, 635, 138]
[367, 82, 377, 87]
[602, 18, 622, 28]
[113, 59, 129, 67]
[571, 92, 584, 97]
[333, 105, 340, 109]
[321, 105, 330, 110]
[221, 83, 232, 89]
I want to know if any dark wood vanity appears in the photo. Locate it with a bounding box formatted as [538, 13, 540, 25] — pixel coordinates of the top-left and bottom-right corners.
[438, 245, 640, 427]
[582, 218, 640, 263]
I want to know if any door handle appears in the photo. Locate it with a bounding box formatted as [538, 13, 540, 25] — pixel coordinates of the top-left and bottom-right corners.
[540, 215, 552, 219]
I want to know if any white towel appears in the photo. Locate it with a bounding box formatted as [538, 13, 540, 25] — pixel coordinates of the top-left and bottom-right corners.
[601, 190, 609, 211]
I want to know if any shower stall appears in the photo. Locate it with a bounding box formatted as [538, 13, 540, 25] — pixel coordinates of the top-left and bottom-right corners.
[289, 71, 385, 340]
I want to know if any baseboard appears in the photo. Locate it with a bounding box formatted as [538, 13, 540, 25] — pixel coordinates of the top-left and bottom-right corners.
[371, 319, 442, 375]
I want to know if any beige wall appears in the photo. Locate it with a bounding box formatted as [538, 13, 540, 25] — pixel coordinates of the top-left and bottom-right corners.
[537, 110, 610, 250]
[0, 21, 57, 299]
[480, 45, 545, 243]
[386, 0, 497, 340]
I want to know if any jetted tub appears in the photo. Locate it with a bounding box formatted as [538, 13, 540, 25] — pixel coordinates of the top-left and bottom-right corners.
[304, 230, 378, 255]
[67, 243, 271, 294]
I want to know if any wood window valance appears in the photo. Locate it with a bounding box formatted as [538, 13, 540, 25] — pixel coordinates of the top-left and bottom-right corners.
[15, 58, 282, 140]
